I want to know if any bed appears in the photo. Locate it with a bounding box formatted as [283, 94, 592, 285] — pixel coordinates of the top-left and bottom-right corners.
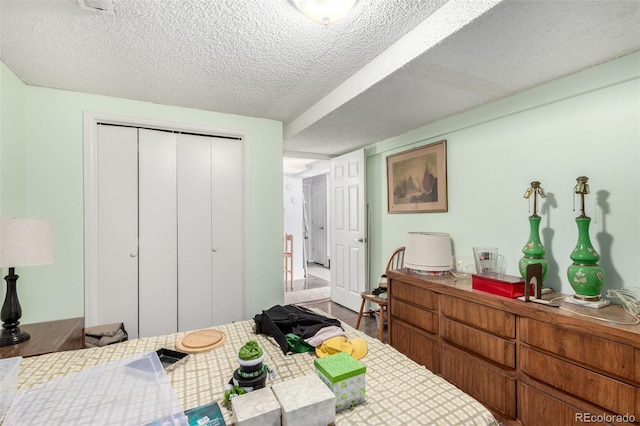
[7, 313, 497, 425]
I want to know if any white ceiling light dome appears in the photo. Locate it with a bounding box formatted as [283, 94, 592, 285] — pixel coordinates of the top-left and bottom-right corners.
[292, 0, 358, 25]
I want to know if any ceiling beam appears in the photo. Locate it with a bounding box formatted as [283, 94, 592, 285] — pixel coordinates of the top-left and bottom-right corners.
[283, 0, 504, 142]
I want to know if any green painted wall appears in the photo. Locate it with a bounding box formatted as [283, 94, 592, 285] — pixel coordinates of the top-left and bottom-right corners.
[367, 52, 640, 296]
[0, 62, 28, 305]
[0, 62, 27, 218]
[3, 51, 639, 323]
[1, 65, 284, 323]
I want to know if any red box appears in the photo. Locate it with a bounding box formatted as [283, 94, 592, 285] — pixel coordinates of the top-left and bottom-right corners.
[471, 273, 532, 299]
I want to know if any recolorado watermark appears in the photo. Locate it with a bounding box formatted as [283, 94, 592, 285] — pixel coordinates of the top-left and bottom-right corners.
[575, 413, 635, 423]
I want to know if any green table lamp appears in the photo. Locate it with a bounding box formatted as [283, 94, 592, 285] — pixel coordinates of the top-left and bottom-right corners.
[566, 176, 605, 300]
[519, 181, 548, 281]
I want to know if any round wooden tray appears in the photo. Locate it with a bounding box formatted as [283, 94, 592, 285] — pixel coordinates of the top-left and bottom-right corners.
[176, 329, 227, 353]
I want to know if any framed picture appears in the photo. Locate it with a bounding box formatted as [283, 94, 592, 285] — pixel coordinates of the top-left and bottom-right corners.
[386, 140, 447, 213]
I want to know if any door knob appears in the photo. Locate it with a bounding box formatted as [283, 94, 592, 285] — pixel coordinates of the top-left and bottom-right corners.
[130, 251, 138, 258]
[355, 237, 367, 243]
[212, 247, 218, 252]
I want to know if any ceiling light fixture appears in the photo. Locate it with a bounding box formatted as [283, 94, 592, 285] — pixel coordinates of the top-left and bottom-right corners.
[292, 0, 358, 25]
[77, 0, 115, 16]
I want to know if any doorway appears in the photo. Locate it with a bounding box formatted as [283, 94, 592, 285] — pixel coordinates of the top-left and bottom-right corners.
[304, 174, 329, 268]
[283, 157, 331, 304]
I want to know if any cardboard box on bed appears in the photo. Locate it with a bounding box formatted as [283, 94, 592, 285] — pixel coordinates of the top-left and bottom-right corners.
[231, 387, 280, 426]
[271, 374, 335, 426]
[314, 352, 366, 412]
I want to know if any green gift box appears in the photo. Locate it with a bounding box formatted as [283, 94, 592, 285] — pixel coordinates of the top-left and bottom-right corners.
[314, 352, 366, 412]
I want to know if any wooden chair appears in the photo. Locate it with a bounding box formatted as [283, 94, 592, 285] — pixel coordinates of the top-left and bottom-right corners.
[283, 234, 294, 291]
[355, 246, 405, 342]
[381, 246, 405, 289]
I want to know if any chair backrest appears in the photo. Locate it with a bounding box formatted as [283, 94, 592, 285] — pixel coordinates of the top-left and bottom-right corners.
[385, 246, 405, 275]
[284, 234, 293, 254]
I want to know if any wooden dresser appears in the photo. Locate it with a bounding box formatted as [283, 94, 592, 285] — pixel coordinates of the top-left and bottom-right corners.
[0, 317, 84, 359]
[388, 270, 640, 425]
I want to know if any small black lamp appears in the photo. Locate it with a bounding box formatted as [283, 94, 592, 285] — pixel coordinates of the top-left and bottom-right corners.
[0, 219, 53, 347]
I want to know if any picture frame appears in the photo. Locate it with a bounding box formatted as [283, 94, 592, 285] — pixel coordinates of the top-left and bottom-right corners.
[386, 140, 448, 213]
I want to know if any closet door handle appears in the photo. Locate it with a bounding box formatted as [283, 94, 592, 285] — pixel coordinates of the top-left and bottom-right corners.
[130, 251, 138, 258]
[212, 247, 218, 253]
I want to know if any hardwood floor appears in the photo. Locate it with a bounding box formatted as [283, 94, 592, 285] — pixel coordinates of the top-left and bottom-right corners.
[289, 265, 386, 341]
[299, 299, 387, 342]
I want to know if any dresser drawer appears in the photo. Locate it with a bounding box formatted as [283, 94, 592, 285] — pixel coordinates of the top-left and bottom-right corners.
[441, 295, 515, 339]
[518, 382, 611, 426]
[440, 317, 515, 368]
[520, 345, 638, 416]
[441, 344, 516, 418]
[391, 280, 438, 311]
[391, 299, 438, 334]
[520, 318, 636, 382]
[391, 320, 439, 372]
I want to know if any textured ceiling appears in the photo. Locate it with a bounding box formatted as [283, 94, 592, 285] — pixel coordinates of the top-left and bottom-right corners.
[1, 0, 639, 158]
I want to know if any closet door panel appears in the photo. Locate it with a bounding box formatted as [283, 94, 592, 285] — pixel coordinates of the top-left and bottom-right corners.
[211, 137, 244, 324]
[96, 125, 139, 338]
[138, 129, 178, 338]
[177, 134, 213, 332]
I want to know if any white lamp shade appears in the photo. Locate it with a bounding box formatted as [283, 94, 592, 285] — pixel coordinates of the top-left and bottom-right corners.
[0, 219, 53, 267]
[292, 0, 357, 24]
[404, 232, 452, 272]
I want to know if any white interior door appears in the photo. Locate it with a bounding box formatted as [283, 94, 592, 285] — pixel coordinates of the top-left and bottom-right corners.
[138, 129, 178, 337]
[303, 183, 311, 270]
[330, 149, 367, 311]
[310, 179, 328, 266]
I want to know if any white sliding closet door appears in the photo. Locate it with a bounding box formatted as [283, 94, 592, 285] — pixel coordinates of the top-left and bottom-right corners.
[177, 134, 213, 332]
[138, 129, 178, 337]
[210, 136, 243, 324]
[96, 125, 139, 336]
[177, 134, 244, 329]
[93, 124, 244, 339]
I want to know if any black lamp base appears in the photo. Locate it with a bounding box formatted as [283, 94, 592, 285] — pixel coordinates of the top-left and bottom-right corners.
[1, 267, 31, 347]
[0, 327, 30, 347]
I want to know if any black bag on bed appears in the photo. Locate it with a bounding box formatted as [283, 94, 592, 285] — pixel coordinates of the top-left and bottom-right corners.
[254, 304, 342, 354]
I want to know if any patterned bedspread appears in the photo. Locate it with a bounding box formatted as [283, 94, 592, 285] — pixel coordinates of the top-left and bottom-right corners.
[9, 315, 497, 425]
